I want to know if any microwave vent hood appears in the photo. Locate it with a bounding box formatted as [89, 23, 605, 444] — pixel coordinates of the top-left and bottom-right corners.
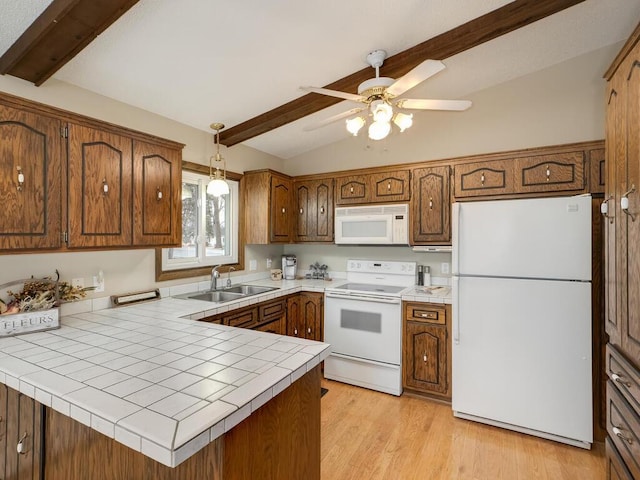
[412, 245, 452, 253]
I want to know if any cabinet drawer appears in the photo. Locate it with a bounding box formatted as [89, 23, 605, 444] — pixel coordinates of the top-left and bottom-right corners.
[259, 299, 285, 322]
[606, 437, 634, 480]
[404, 302, 446, 325]
[607, 381, 640, 479]
[225, 307, 258, 328]
[607, 344, 640, 412]
[254, 317, 285, 335]
[514, 152, 585, 193]
[454, 161, 515, 197]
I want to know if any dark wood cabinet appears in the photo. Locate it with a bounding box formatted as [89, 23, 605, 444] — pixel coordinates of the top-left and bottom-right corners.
[0, 101, 63, 251]
[294, 178, 334, 242]
[589, 148, 606, 194]
[287, 292, 323, 341]
[201, 298, 286, 334]
[604, 27, 640, 476]
[514, 151, 585, 193]
[402, 302, 450, 398]
[411, 165, 450, 244]
[243, 170, 293, 244]
[1, 383, 43, 480]
[335, 170, 410, 205]
[67, 123, 133, 248]
[454, 160, 515, 198]
[132, 140, 181, 246]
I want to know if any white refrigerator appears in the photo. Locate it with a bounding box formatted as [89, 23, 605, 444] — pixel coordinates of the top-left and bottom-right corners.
[451, 195, 593, 448]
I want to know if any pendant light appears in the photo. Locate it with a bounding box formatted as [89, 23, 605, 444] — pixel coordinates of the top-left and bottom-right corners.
[207, 122, 230, 197]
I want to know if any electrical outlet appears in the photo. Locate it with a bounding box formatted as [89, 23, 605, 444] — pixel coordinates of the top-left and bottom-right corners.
[441, 262, 450, 274]
[266, 258, 272, 268]
[93, 275, 105, 293]
[249, 260, 257, 271]
[71, 278, 84, 289]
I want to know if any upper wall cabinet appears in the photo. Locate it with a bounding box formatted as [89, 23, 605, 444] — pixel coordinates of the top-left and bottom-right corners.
[67, 124, 133, 248]
[243, 170, 293, 244]
[411, 166, 451, 244]
[513, 151, 585, 193]
[294, 178, 334, 243]
[0, 101, 63, 251]
[454, 160, 515, 198]
[335, 170, 410, 205]
[589, 148, 606, 194]
[0, 92, 184, 253]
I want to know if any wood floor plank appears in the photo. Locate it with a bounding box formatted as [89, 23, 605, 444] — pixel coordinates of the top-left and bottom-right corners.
[321, 380, 605, 480]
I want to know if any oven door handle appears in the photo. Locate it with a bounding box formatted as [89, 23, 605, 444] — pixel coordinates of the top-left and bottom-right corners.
[329, 352, 400, 368]
[325, 292, 401, 304]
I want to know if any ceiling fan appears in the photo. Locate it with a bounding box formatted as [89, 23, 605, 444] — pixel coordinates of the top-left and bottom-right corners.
[300, 50, 472, 140]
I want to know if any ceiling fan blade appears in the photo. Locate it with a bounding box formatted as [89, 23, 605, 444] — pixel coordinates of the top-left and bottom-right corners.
[396, 98, 472, 111]
[303, 107, 366, 131]
[300, 86, 365, 103]
[386, 60, 446, 97]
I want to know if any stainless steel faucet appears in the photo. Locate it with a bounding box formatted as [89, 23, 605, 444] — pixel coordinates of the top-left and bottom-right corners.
[211, 265, 221, 291]
[226, 266, 236, 288]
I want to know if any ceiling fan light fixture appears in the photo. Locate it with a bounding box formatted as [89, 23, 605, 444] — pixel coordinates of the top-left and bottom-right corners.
[368, 119, 391, 141]
[207, 122, 229, 197]
[346, 116, 365, 136]
[371, 100, 393, 123]
[393, 112, 413, 132]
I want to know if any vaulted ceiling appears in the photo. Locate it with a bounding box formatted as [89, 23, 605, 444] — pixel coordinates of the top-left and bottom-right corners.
[1, 0, 639, 159]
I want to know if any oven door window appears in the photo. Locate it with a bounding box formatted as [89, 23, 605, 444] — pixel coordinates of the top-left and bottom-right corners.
[341, 309, 382, 333]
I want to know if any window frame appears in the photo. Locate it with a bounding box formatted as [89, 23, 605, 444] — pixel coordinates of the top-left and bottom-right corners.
[155, 161, 244, 281]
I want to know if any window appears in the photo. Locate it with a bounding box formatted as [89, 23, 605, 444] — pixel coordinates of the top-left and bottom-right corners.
[156, 164, 243, 280]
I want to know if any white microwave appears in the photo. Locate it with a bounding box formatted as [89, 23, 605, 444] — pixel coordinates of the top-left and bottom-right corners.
[334, 204, 409, 245]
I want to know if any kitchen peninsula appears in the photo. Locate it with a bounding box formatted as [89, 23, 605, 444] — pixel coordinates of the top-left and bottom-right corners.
[0, 294, 330, 479]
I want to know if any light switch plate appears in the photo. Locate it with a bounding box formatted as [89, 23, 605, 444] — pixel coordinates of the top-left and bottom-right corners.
[249, 260, 257, 271]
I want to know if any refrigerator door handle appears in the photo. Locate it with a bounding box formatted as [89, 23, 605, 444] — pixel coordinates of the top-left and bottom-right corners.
[453, 275, 460, 344]
[452, 203, 460, 275]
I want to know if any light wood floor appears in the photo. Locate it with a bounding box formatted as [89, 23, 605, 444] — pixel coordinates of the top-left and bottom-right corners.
[320, 379, 605, 480]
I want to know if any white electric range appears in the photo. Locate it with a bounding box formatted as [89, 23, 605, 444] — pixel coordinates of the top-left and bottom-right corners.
[323, 259, 416, 395]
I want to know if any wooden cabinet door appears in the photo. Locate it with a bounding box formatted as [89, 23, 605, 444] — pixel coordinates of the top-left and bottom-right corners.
[0, 383, 6, 478]
[286, 295, 304, 338]
[295, 179, 334, 242]
[5, 385, 43, 480]
[514, 152, 585, 193]
[370, 171, 410, 203]
[0, 103, 63, 250]
[403, 321, 448, 394]
[411, 166, 450, 244]
[336, 176, 368, 204]
[67, 124, 133, 247]
[301, 292, 323, 341]
[270, 175, 292, 243]
[454, 160, 515, 198]
[622, 51, 640, 362]
[132, 140, 181, 246]
[589, 148, 606, 194]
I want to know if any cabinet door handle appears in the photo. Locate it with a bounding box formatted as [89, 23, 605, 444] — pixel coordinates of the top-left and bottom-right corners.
[601, 195, 614, 224]
[423, 353, 428, 362]
[299, 208, 303, 214]
[156, 187, 163, 200]
[17, 432, 28, 454]
[429, 197, 433, 209]
[307, 327, 312, 334]
[546, 166, 551, 181]
[16, 166, 25, 191]
[294, 328, 298, 335]
[281, 207, 286, 214]
[387, 181, 392, 191]
[320, 206, 325, 214]
[612, 426, 633, 445]
[102, 178, 109, 195]
[621, 185, 636, 221]
[350, 186, 354, 193]
[611, 372, 632, 388]
[480, 173, 485, 186]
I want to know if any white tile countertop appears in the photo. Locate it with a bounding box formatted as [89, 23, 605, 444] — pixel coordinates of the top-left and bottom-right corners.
[0, 291, 331, 468]
[401, 285, 452, 304]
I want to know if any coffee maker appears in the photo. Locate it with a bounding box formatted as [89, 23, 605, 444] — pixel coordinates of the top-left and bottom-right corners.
[281, 255, 297, 280]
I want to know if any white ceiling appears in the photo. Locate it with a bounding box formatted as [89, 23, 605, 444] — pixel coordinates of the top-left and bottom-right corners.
[2, 0, 640, 159]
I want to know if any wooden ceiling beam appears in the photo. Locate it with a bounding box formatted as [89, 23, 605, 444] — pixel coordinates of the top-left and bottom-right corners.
[0, 0, 140, 86]
[219, 0, 587, 147]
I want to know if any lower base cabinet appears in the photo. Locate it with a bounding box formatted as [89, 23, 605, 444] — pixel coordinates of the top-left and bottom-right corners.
[201, 298, 286, 335]
[1, 383, 43, 480]
[286, 292, 323, 341]
[402, 302, 451, 399]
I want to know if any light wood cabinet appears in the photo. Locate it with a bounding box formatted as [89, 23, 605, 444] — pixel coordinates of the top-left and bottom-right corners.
[335, 170, 410, 205]
[604, 28, 640, 475]
[1, 383, 43, 480]
[411, 165, 450, 244]
[67, 123, 133, 247]
[287, 292, 323, 341]
[294, 178, 334, 242]
[513, 151, 585, 193]
[402, 302, 450, 398]
[454, 160, 515, 198]
[132, 140, 181, 246]
[243, 170, 293, 244]
[0, 101, 63, 251]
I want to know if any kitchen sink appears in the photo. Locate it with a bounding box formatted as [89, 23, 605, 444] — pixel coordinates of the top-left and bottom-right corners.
[223, 285, 279, 295]
[173, 284, 279, 303]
